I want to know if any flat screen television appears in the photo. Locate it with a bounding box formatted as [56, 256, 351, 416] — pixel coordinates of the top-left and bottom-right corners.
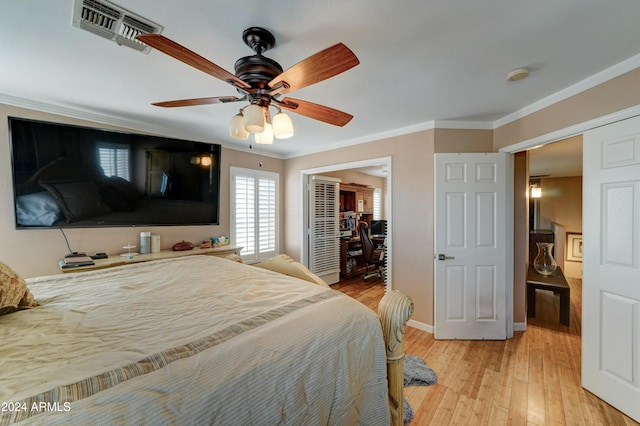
[8, 117, 221, 229]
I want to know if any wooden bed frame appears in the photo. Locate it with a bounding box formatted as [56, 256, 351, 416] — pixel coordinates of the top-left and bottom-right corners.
[378, 290, 414, 426]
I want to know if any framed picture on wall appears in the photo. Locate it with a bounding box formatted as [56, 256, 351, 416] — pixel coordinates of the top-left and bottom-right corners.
[567, 232, 583, 262]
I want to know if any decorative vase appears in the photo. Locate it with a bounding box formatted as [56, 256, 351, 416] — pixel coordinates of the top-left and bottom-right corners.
[533, 242, 557, 275]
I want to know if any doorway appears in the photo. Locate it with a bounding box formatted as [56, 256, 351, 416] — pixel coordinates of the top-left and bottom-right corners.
[518, 116, 640, 421]
[300, 157, 392, 290]
[526, 135, 583, 327]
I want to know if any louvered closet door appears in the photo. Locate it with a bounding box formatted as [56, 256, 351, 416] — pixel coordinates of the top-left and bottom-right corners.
[309, 175, 340, 285]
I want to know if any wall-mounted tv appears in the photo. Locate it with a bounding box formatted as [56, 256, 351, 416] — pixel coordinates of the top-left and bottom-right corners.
[9, 117, 221, 229]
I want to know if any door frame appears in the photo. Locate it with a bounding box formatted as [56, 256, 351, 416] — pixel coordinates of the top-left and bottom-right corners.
[300, 156, 393, 290]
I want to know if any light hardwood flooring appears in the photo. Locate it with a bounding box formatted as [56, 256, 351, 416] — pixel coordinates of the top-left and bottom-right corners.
[333, 275, 639, 426]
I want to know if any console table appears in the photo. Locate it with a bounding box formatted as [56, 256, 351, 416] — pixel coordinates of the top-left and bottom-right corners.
[60, 245, 242, 273]
[526, 264, 570, 326]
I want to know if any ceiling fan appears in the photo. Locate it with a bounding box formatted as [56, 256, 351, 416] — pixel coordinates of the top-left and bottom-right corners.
[136, 27, 359, 142]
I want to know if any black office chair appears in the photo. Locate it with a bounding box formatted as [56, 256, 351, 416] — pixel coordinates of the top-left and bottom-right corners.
[359, 222, 385, 282]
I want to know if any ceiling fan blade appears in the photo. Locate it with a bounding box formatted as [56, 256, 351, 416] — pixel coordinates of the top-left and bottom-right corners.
[278, 97, 353, 127]
[137, 34, 250, 90]
[269, 43, 359, 94]
[152, 96, 240, 108]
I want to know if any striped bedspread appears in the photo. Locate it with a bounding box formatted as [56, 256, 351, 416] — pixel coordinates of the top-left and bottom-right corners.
[0, 256, 389, 425]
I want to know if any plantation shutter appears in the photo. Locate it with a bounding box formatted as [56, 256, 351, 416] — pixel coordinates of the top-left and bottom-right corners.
[308, 175, 340, 284]
[97, 142, 130, 180]
[231, 167, 278, 263]
[234, 173, 256, 259]
[258, 176, 276, 255]
[373, 187, 382, 220]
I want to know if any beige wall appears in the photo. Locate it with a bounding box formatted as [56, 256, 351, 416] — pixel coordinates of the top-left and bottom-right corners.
[434, 128, 493, 153]
[0, 103, 284, 277]
[539, 176, 582, 232]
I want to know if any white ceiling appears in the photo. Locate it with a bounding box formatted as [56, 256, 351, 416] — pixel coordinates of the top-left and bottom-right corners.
[529, 136, 583, 178]
[1, 0, 640, 163]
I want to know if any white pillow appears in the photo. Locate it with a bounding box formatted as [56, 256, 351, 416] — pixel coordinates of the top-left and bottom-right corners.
[16, 191, 62, 226]
[254, 254, 329, 287]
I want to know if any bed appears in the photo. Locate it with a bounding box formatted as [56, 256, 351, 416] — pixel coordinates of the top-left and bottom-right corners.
[0, 255, 413, 425]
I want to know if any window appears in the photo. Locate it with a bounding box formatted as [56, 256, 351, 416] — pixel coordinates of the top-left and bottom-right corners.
[373, 188, 382, 220]
[97, 142, 130, 180]
[230, 167, 279, 263]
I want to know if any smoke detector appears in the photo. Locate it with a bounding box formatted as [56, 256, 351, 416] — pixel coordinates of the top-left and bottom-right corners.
[507, 67, 530, 82]
[72, 0, 163, 53]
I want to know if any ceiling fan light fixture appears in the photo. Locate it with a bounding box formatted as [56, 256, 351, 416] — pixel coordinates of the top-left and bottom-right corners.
[139, 28, 360, 145]
[243, 104, 265, 133]
[229, 112, 249, 140]
[255, 123, 274, 144]
[272, 111, 294, 139]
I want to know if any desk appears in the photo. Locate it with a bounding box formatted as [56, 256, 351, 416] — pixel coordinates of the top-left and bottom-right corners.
[339, 236, 386, 279]
[527, 265, 570, 326]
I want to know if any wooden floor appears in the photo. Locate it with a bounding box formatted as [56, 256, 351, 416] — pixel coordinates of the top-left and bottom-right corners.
[333, 275, 639, 426]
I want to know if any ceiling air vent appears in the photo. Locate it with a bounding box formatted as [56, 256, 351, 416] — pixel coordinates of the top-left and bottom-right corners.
[72, 0, 163, 53]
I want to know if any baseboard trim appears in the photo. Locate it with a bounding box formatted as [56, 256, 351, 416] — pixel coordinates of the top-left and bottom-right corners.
[407, 319, 433, 334]
[514, 322, 527, 332]
[408, 320, 526, 335]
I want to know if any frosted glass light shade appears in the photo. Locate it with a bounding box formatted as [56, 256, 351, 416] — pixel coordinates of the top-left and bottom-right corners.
[254, 123, 274, 144]
[531, 186, 541, 198]
[243, 104, 265, 133]
[272, 111, 294, 139]
[200, 156, 212, 167]
[229, 114, 249, 140]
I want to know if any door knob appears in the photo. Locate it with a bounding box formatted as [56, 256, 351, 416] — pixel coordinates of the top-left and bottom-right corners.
[438, 254, 455, 261]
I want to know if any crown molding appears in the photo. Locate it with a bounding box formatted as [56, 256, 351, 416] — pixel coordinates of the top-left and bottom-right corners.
[284, 120, 438, 159]
[499, 104, 640, 154]
[0, 93, 157, 133]
[433, 120, 494, 130]
[494, 52, 640, 129]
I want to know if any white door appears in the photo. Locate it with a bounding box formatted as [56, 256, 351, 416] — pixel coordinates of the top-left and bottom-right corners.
[582, 116, 640, 422]
[434, 153, 512, 339]
[307, 175, 341, 285]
